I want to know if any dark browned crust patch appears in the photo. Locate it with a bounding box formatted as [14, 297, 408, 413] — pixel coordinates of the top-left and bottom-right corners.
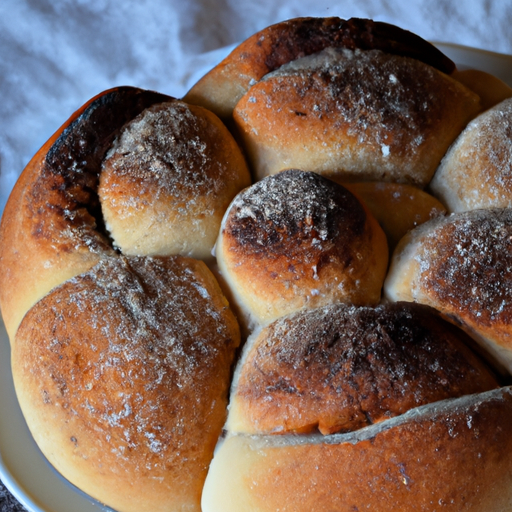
[223, 169, 366, 264]
[419, 209, 512, 329]
[29, 87, 172, 251]
[260, 17, 455, 76]
[234, 302, 498, 435]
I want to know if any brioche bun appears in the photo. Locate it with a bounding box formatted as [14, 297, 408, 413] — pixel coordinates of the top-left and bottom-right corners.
[99, 100, 251, 260]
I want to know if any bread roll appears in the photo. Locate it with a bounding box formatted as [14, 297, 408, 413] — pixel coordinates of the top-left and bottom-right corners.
[233, 47, 481, 184]
[202, 302, 508, 512]
[0, 88, 250, 343]
[99, 100, 251, 260]
[184, 17, 455, 123]
[385, 208, 512, 375]
[0, 87, 168, 342]
[341, 181, 446, 250]
[227, 302, 498, 436]
[203, 386, 512, 512]
[430, 98, 512, 212]
[12, 255, 240, 512]
[215, 169, 388, 331]
[0, 87, 243, 512]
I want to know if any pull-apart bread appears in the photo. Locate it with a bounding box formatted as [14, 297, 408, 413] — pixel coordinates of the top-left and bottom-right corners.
[204, 303, 511, 512]
[1, 15, 512, 512]
[0, 88, 247, 512]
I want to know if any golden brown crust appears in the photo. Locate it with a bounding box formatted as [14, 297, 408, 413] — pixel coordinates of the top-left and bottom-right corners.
[184, 17, 455, 122]
[12, 255, 240, 512]
[430, 98, 512, 212]
[3, 17, 511, 512]
[203, 387, 512, 512]
[99, 100, 251, 259]
[341, 181, 446, 250]
[227, 302, 498, 436]
[385, 208, 512, 375]
[233, 48, 480, 184]
[452, 68, 512, 111]
[0, 87, 171, 342]
[216, 170, 388, 329]
[0, 87, 245, 511]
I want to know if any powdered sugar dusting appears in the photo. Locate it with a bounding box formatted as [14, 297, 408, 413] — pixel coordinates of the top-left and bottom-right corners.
[18, 255, 238, 472]
[224, 169, 366, 257]
[101, 100, 230, 203]
[418, 209, 512, 326]
[260, 47, 463, 167]
[233, 302, 498, 435]
[432, 98, 512, 211]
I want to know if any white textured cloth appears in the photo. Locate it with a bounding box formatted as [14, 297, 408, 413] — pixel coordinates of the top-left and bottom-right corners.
[0, 0, 511, 213]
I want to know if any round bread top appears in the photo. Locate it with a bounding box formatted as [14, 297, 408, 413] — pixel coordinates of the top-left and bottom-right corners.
[412, 209, 512, 329]
[184, 16, 455, 122]
[233, 48, 480, 184]
[99, 100, 251, 259]
[384, 208, 512, 374]
[208, 387, 512, 512]
[430, 97, 512, 212]
[12, 255, 240, 511]
[217, 169, 388, 327]
[224, 169, 366, 260]
[227, 302, 499, 436]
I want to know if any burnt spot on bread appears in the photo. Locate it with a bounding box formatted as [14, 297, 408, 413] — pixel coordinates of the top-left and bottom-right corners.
[224, 169, 366, 264]
[261, 17, 454, 78]
[28, 87, 171, 251]
[232, 302, 499, 436]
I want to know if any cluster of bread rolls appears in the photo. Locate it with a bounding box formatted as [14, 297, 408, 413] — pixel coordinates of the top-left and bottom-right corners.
[1, 16, 512, 512]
